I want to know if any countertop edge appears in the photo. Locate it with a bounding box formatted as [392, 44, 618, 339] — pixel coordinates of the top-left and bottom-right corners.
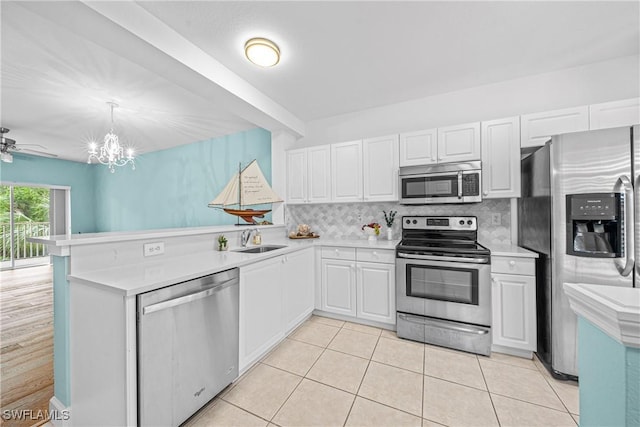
[481, 242, 539, 258]
[564, 282, 640, 348]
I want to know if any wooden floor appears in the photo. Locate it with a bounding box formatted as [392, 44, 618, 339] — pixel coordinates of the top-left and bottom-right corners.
[1, 265, 54, 427]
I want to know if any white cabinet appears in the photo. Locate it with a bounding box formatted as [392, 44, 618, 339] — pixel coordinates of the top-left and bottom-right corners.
[520, 105, 589, 148]
[589, 98, 640, 130]
[363, 135, 399, 202]
[399, 128, 438, 166]
[282, 248, 315, 333]
[286, 148, 307, 204]
[320, 246, 395, 325]
[356, 262, 395, 324]
[240, 256, 284, 370]
[481, 117, 521, 199]
[321, 259, 357, 317]
[286, 146, 331, 204]
[437, 122, 481, 163]
[240, 249, 315, 371]
[331, 140, 363, 202]
[491, 256, 537, 358]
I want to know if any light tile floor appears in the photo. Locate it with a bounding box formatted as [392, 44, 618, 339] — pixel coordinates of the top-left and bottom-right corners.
[185, 315, 579, 427]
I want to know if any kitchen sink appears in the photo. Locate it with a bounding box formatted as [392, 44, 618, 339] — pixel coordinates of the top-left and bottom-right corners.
[234, 245, 287, 254]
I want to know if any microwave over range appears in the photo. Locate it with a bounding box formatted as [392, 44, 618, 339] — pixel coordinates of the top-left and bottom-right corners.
[399, 161, 482, 205]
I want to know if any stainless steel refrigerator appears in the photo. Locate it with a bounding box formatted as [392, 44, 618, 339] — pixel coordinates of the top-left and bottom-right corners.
[519, 125, 638, 380]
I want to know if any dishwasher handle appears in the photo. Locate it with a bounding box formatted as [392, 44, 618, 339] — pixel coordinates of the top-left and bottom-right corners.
[142, 277, 237, 315]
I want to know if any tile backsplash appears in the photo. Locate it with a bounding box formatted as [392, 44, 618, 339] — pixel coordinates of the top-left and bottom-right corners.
[286, 199, 512, 244]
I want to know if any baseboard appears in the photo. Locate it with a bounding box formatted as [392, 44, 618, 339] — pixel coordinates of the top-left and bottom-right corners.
[491, 344, 533, 359]
[48, 397, 71, 427]
[312, 309, 395, 331]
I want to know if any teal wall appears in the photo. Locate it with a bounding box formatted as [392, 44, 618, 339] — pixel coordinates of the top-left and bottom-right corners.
[578, 317, 640, 427]
[0, 154, 97, 233]
[52, 256, 71, 407]
[94, 128, 272, 231]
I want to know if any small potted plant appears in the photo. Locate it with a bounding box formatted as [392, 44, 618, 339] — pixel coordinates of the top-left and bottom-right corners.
[383, 210, 397, 240]
[361, 222, 381, 241]
[217, 234, 228, 251]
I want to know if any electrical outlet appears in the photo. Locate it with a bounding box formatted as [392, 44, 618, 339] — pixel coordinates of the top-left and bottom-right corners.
[357, 213, 362, 222]
[491, 213, 501, 226]
[143, 241, 165, 257]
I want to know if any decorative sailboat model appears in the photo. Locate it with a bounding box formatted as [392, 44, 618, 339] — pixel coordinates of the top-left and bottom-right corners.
[208, 160, 283, 225]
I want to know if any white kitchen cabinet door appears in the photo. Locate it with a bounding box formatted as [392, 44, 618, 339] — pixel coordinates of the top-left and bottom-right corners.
[331, 140, 363, 202]
[321, 259, 357, 317]
[282, 248, 315, 333]
[399, 129, 438, 166]
[363, 135, 399, 202]
[491, 273, 536, 352]
[481, 117, 521, 199]
[307, 145, 332, 203]
[239, 256, 284, 370]
[589, 98, 640, 130]
[286, 149, 307, 204]
[356, 262, 395, 324]
[437, 122, 481, 163]
[520, 105, 589, 148]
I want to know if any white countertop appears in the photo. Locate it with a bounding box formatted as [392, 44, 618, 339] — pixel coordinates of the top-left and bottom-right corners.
[481, 242, 539, 258]
[67, 237, 399, 296]
[564, 282, 640, 348]
[29, 224, 286, 247]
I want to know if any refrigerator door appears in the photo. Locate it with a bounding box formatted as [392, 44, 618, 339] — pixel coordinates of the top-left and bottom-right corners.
[635, 125, 640, 282]
[551, 127, 634, 377]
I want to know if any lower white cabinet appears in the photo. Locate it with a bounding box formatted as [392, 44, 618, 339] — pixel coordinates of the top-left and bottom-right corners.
[240, 248, 314, 371]
[356, 262, 395, 324]
[491, 256, 537, 357]
[320, 246, 395, 325]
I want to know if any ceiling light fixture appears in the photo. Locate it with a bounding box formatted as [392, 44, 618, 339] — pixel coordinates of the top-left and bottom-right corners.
[87, 102, 135, 173]
[244, 37, 280, 67]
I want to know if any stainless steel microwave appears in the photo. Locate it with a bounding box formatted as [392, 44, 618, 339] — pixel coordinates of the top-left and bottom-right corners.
[399, 161, 482, 204]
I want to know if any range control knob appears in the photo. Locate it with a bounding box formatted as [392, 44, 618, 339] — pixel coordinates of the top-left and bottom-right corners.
[459, 220, 465, 225]
[467, 220, 473, 225]
[412, 219, 418, 224]
[406, 219, 410, 224]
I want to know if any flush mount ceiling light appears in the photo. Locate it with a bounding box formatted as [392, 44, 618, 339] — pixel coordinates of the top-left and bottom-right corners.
[244, 37, 280, 67]
[87, 102, 135, 173]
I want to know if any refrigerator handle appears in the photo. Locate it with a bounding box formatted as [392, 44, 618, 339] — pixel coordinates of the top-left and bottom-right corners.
[616, 175, 635, 277]
[636, 174, 639, 278]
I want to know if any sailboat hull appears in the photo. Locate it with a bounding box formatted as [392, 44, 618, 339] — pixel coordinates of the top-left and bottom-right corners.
[223, 208, 271, 224]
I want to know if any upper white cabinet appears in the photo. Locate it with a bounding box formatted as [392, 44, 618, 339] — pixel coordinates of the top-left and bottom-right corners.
[481, 117, 521, 199]
[331, 140, 363, 203]
[286, 149, 307, 204]
[363, 135, 399, 202]
[589, 98, 640, 130]
[307, 146, 332, 203]
[437, 122, 481, 163]
[520, 105, 589, 148]
[399, 129, 438, 166]
[286, 146, 331, 204]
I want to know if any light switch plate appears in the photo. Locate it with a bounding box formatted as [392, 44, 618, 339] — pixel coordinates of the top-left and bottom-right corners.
[143, 241, 165, 257]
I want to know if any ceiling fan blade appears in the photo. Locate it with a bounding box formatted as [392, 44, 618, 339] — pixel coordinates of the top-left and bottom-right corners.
[17, 143, 47, 149]
[19, 148, 58, 158]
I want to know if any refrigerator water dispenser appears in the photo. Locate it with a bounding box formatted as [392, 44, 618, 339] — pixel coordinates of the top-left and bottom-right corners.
[566, 193, 622, 257]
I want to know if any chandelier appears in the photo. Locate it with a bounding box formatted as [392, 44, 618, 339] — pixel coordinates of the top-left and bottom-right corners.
[87, 102, 135, 173]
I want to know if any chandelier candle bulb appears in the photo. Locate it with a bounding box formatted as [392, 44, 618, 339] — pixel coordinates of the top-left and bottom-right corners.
[87, 102, 135, 173]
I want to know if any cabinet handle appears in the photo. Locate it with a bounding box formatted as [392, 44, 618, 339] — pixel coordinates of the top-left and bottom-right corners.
[483, 191, 489, 196]
[373, 251, 377, 257]
[282, 257, 286, 264]
[335, 249, 339, 255]
[509, 260, 516, 267]
[350, 264, 355, 269]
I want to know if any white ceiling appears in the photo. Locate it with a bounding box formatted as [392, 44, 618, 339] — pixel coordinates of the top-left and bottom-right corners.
[1, 1, 638, 163]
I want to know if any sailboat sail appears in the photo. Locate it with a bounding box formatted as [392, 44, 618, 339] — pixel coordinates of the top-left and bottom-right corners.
[208, 160, 282, 207]
[208, 160, 282, 224]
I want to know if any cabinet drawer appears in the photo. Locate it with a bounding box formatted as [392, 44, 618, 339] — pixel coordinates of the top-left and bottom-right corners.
[356, 248, 395, 264]
[321, 246, 356, 260]
[492, 257, 535, 276]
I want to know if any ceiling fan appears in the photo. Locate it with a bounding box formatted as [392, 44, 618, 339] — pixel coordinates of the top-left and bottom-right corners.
[0, 127, 58, 163]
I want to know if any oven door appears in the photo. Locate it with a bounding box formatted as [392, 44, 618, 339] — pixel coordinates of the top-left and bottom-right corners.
[396, 254, 491, 326]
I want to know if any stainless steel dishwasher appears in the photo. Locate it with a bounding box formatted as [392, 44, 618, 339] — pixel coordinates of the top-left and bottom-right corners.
[137, 268, 239, 426]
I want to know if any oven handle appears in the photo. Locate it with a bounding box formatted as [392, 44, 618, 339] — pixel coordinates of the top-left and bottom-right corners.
[457, 171, 463, 199]
[397, 252, 489, 264]
[398, 313, 489, 335]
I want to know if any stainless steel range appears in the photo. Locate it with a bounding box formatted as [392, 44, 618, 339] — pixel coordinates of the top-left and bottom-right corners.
[395, 216, 492, 356]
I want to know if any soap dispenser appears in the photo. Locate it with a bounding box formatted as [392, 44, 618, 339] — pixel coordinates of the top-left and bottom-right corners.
[252, 229, 262, 245]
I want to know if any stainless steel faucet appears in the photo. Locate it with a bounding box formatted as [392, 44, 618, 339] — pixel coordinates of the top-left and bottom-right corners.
[240, 229, 256, 247]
